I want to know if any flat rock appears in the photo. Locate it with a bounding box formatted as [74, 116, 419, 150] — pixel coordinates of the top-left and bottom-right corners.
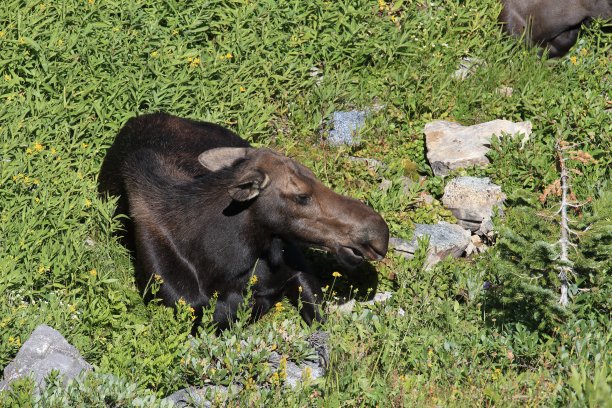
[327, 291, 394, 315]
[442, 177, 505, 235]
[424, 119, 532, 176]
[390, 222, 471, 267]
[164, 385, 237, 407]
[0, 325, 92, 393]
[328, 110, 367, 146]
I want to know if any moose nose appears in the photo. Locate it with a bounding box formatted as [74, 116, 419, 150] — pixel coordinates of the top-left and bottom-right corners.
[360, 214, 389, 260]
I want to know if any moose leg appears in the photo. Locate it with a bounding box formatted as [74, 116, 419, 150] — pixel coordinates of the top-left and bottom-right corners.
[284, 272, 325, 325]
[544, 27, 580, 58]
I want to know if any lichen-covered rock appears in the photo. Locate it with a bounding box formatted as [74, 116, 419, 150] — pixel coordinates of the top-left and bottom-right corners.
[0, 325, 92, 393]
[442, 177, 506, 235]
[424, 120, 532, 176]
[328, 110, 367, 146]
[390, 222, 471, 267]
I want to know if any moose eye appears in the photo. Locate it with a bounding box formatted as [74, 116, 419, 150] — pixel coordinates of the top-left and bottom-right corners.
[295, 194, 311, 205]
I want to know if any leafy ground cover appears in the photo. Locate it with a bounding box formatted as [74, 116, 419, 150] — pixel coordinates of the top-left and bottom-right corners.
[0, 0, 610, 406]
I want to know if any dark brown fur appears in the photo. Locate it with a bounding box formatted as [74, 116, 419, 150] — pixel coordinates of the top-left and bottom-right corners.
[98, 113, 389, 332]
[499, 0, 611, 57]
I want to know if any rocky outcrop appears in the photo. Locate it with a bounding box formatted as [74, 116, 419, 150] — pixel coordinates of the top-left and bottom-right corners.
[442, 177, 506, 235]
[424, 119, 532, 176]
[0, 325, 92, 394]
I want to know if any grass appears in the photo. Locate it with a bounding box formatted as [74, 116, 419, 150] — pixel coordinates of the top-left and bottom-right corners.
[1, 0, 610, 406]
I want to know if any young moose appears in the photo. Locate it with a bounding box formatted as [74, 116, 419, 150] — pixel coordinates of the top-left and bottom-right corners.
[499, 0, 612, 57]
[98, 113, 389, 332]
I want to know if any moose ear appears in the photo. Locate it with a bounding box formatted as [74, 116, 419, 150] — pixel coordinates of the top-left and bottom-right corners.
[198, 147, 252, 172]
[228, 170, 270, 202]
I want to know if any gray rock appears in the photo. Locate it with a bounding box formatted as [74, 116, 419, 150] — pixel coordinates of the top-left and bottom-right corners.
[328, 110, 367, 146]
[268, 351, 325, 388]
[496, 86, 514, 97]
[164, 385, 236, 408]
[465, 234, 488, 257]
[307, 331, 330, 369]
[348, 156, 383, 172]
[379, 178, 392, 192]
[0, 325, 92, 393]
[390, 222, 471, 267]
[452, 57, 484, 80]
[424, 120, 532, 176]
[442, 177, 505, 235]
[327, 291, 394, 315]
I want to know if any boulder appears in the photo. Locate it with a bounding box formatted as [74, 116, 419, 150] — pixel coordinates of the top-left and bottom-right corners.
[0, 325, 92, 393]
[442, 177, 505, 235]
[390, 222, 471, 267]
[424, 119, 532, 176]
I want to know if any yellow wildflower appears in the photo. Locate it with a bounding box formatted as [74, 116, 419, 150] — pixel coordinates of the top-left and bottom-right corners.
[89, 268, 97, 277]
[298, 286, 302, 293]
[240, 86, 246, 92]
[570, 56, 578, 65]
[269, 371, 280, 385]
[188, 57, 200, 67]
[225, 52, 233, 59]
[50, 147, 57, 154]
[302, 366, 312, 380]
[154, 274, 164, 283]
[68, 304, 77, 313]
[579, 48, 587, 57]
[81, 142, 89, 148]
[245, 377, 256, 390]
[3, 74, 10, 81]
[39, 3, 46, 11]
[26, 148, 33, 155]
[274, 302, 284, 312]
[150, 50, 159, 58]
[0, 31, 5, 38]
[332, 271, 341, 278]
[88, 0, 94, 5]
[279, 356, 287, 379]
[249, 274, 258, 285]
[177, 297, 186, 306]
[84, 198, 92, 208]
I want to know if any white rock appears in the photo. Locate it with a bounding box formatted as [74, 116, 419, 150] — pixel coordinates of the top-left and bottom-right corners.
[0, 325, 92, 393]
[425, 119, 532, 176]
[442, 177, 506, 234]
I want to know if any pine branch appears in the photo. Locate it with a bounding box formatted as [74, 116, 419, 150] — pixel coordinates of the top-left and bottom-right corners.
[556, 140, 573, 307]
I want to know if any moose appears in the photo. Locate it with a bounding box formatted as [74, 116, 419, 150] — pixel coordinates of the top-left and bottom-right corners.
[98, 113, 389, 332]
[499, 0, 612, 57]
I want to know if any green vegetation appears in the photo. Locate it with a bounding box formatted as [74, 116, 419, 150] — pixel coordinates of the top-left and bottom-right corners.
[1, 0, 610, 406]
